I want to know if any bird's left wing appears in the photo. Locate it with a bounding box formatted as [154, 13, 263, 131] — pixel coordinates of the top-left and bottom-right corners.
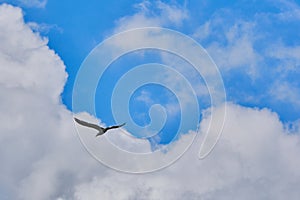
[74, 117, 102, 131]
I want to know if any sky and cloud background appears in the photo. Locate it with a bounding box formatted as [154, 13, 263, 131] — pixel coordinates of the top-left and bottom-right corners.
[0, 0, 300, 199]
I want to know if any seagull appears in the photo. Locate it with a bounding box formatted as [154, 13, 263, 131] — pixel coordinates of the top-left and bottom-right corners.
[74, 117, 126, 137]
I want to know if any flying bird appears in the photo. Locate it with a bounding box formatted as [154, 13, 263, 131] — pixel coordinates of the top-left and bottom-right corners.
[74, 117, 126, 137]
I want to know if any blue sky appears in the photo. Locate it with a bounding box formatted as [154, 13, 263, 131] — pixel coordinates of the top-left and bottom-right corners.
[4, 0, 298, 122]
[1, 0, 300, 199]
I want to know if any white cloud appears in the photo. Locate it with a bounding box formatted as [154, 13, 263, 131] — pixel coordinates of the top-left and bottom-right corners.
[269, 81, 300, 106]
[113, 0, 188, 32]
[265, 43, 300, 106]
[192, 1, 300, 112]
[195, 19, 260, 76]
[267, 40, 300, 55]
[267, 43, 300, 70]
[17, 0, 47, 8]
[275, 0, 300, 20]
[72, 103, 300, 199]
[193, 0, 300, 78]
[136, 90, 154, 105]
[27, 22, 63, 34]
[0, 4, 103, 200]
[155, 1, 189, 26]
[0, 4, 66, 102]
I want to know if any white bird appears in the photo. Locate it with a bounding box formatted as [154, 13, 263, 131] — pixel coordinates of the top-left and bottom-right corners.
[74, 117, 126, 137]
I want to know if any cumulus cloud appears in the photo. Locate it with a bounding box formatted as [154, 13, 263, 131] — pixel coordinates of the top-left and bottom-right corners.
[0, 4, 103, 200]
[72, 103, 300, 200]
[0, 4, 65, 102]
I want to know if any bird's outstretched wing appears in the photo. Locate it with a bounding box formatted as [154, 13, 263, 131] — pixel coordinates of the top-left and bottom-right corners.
[74, 117, 103, 131]
[105, 123, 126, 131]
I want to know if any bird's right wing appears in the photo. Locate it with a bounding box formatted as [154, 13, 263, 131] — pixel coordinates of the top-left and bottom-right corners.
[74, 117, 102, 131]
[107, 123, 126, 130]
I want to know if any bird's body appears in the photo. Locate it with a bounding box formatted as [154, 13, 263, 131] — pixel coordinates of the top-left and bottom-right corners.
[74, 117, 125, 136]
